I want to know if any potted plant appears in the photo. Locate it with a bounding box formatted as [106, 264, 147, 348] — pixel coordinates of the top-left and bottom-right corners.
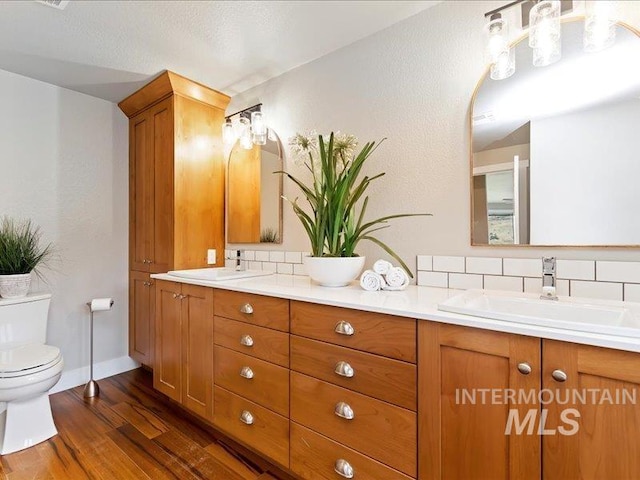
[0, 217, 53, 298]
[281, 131, 431, 286]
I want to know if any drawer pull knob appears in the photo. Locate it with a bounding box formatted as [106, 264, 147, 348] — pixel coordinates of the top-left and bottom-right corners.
[335, 321, 355, 336]
[334, 459, 354, 479]
[240, 334, 254, 347]
[552, 369, 568, 382]
[517, 362, 532, 375]
[240, 410, 254, 425]
[334, 402, 355, 420]
[172, 293, 179, 299]
[240, 303, 254, 314]
[334, 361, 355, 378]
[240, 366, 254, 379]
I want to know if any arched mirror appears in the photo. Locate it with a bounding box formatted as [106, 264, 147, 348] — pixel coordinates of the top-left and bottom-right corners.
[227, 131, 283, 244]
[471, 20, 640, 246]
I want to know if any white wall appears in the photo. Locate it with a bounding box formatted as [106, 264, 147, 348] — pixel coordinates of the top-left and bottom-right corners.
[530, 100, 640, 245]
[0, 69, 130, 377]
[228, 0, 640, 271]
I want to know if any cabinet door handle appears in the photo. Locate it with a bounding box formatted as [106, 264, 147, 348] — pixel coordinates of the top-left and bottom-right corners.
[143, 281, 150, 287]
[334, 402, 355, 420]
[334, 321, 355, 336]
[552, 369, 568, 382]
[517, 362, 532, 375]
[240, 335, 254, 347]
[334, 361, 355, 378]
[239, 410, 254, 425]
[334, 459, 354, 479]
[172, 293, 179, 299]
[179, 294, 187, 300]
[240, 303, 254, 314]
[240, 366, 254, 379]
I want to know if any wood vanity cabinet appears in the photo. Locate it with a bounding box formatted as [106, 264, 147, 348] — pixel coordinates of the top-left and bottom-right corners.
[119, 71, 229, 368]
[419, 322, 640, 480]
[154, 279, 214, 421]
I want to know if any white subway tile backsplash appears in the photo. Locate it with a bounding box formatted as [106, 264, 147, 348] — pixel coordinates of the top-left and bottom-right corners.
[417, 255, 433, 271]
[466, 257, 502, 275]
[433, 256, 465, 273]
[244, 250, 255, 261]
[225, 259, 235, 268]
[249, 261, 263, 270]
[255, 251, 270, 262]
[263, 262, 277, 272]
[285, 251, 303, 264]
[570, 280, 623, 301]
[624, 284, 640, 303]
[417, 271, 448, 288]
[293, 263, 307, 276]
[449, 273, 483, 290]
[503, 258, 540, 278]
[483, 275, 523, 292]
[597, 261, 640, 284]
[277, 262, 293, 274]
[269, 251, 285, 263]
[557, 279, 570, 297]
[556, 260, 594, 280]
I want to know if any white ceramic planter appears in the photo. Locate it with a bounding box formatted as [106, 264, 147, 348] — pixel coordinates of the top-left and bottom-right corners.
[303, 256, 365, 287]
[0, 273, 32, 299]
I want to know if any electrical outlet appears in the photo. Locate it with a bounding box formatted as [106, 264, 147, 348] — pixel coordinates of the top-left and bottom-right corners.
[207, 249, 216, 265]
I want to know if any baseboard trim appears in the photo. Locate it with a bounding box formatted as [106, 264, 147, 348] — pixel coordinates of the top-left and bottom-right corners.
[50, 356, 141, 394]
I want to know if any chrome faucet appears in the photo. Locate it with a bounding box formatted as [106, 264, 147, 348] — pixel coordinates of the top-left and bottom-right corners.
[235, 250, 245, 271]
[541, 257, 558, 300]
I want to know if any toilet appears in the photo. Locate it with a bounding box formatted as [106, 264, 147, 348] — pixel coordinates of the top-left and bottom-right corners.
[0, 293, 63, 455]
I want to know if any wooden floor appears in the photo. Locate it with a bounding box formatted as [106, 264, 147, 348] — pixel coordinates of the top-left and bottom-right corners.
[0, 369, 287, 480]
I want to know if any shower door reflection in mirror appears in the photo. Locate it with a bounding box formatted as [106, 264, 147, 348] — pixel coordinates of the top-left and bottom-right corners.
[227, 131, 283, 244]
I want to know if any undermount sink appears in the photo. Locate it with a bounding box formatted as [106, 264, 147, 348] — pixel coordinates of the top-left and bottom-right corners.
[167, 267, 274, 282]
[438, 289, 640, 338]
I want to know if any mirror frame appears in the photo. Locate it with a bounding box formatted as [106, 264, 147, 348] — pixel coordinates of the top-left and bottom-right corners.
[226, 130, 284, 244]
[469, 18, 640, 248]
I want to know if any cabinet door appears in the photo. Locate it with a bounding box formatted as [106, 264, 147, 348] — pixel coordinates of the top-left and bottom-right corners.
[129, 271, 155, 366]
[543, 340, 640, 479]
[148, 97, 174, 274]
[154, 280, 182, 402]
[181, 284, 214, 420]
[419, 322, 541, 480]
[129, 111, 154, 272]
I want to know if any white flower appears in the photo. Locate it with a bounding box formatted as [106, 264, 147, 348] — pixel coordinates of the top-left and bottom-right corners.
[331, 131, 358, 171]
[289, 130, 318, 166]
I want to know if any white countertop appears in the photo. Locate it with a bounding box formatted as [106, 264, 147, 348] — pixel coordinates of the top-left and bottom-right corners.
[151, 273, 640, 353]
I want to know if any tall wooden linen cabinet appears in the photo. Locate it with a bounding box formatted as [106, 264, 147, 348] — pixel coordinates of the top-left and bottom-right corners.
[119, 71, 230, 368]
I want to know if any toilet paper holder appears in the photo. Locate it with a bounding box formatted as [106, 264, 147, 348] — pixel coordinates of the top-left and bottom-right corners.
[84, 298, 114, 398]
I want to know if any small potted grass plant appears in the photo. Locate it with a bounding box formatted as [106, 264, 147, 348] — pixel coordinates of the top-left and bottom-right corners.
[0, 217, 53, 298]
[281, 131, 431, 287]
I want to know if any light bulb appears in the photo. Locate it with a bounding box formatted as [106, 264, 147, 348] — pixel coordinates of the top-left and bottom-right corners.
[251, 111, 267, 145]
[484, 13, 515, 80]
[238, 117, 253, 150]
[222, 119, 235, 145]
[529, 1, 561, 67]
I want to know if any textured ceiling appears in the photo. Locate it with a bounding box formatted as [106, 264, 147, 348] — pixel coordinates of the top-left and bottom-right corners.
[0, 0, 441, 103]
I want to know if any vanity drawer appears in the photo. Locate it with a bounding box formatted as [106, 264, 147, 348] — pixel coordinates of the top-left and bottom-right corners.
[214, 316, 289, 367]
[290, 422, 414, 480]
[291, 301, 416, 362]
[213, 386, 289, 468]
[214, 289, 289, 332]
[291, 336, 416, 410]
[290, 372, 417, 477]
[214, 345, 289, 416]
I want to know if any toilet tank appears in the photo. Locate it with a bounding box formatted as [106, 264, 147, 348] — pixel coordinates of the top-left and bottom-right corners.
[0, 293, 52, 348]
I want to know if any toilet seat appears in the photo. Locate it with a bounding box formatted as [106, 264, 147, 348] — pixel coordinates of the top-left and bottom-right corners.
[0, 344, 62, 378]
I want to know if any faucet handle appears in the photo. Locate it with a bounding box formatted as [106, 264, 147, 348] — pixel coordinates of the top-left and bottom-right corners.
[542, 257, 556, 275]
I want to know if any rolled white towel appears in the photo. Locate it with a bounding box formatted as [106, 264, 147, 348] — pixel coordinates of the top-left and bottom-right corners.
[383, 267, 410, 291]
[360, 270, 386, 291]
[373, 259, 393, 276]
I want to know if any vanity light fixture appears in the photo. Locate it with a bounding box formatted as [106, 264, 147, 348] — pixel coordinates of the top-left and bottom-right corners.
[584, 0, 616, 52]
[483, 1, 618, 80]
[221, 103, 266, 150]
[485, 13, 516, 80]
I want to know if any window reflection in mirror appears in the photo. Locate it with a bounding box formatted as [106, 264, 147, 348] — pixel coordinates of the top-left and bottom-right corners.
[227, 130, 283, 244]
[471, 20, 640, 246]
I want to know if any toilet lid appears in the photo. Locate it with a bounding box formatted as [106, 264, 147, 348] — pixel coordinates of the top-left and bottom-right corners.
[0, 344, 61, 374]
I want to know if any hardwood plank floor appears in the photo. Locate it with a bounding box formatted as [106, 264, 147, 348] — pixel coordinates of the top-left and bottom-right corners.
[0, 369, 292, 480]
